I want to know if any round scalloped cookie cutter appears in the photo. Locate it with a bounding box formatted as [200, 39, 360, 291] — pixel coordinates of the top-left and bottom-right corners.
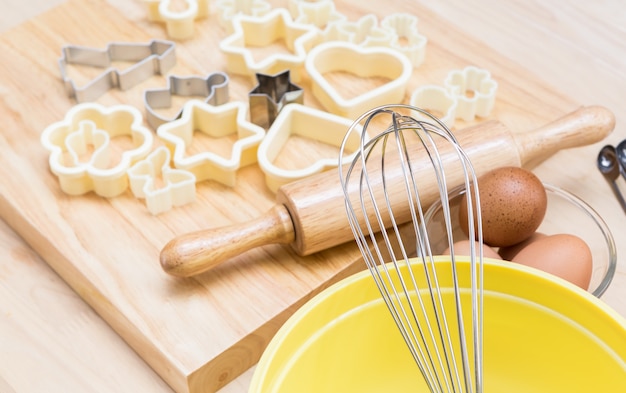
[142, 0, 209, 40]
[380, 12, 427, 67]
[305, 41, 413, 119]
[444, 65, 498, 121]
[409, 84, 457, 127]
[40, 103, 154, 198]
[256, 103, 366, 193]
[128, 146, 196, 215]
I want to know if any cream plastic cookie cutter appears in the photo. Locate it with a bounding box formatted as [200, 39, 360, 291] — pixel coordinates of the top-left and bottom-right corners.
[215, 0, 272, 34]
[40, 103, 154, 198]
[409, 84, 458, 128]
[290, 0, 346, 47]
[444, 65, 498, 121]
[128, 146, 196, 215]
[327, 14, 395, 47]
[59, 39, 176, 103]
[144, 72, 230, 129]
[157, 100, 265, 187]
[143, 0, 209, 40]
[380, 13, 427, 67]
[305, 41, 413, 119]
[218, 8, 319, 83]
[257, 103, 366, 193]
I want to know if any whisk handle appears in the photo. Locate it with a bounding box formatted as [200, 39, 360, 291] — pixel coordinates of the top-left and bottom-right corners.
[160, 205, 295, 277]
[515, 105, 615, 167]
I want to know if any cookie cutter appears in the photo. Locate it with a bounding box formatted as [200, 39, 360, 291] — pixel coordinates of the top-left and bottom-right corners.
[327, 14, 395, 47]
[305, 41, 413, 119]
[380, 13, 427, 67]
[215, 0, 272, 34]
[257, 103, 365, 193]
[409, 84, 457, 127]
[157, 100, 265, 187]
[290, 0, 346, 46]
[59, 39, 176, 103]
[144, 72, 230, 129]
[40, 103, 154, 198]
[218, 8, 318, 82]
[128, 146, 196, 215]
[143, 0, 209, 40]
[444, 65, 498, 121]
[249, 70, 304, 129]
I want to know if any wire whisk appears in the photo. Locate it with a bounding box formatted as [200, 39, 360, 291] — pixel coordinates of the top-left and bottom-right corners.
[339, 104, 484, 393]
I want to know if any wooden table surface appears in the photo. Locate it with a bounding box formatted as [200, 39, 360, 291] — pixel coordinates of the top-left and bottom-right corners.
[1, 1, 625, 392]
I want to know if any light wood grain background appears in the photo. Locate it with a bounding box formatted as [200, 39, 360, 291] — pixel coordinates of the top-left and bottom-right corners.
[1, 1, 625, 392]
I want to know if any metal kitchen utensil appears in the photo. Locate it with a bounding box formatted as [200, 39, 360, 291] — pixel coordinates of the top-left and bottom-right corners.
[615, 138, 626, 180]
[596, 144, 626, 213]
[339, 104, 484, 392]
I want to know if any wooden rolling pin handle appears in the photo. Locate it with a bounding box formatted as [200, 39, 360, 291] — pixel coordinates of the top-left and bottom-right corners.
[160, 205, 295, 277]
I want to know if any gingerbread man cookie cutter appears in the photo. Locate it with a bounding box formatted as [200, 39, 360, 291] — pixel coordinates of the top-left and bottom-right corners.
[59, 39, 176, 103]
[128, 146, 196, 215]
[157, 100, 265, 187]
[40, 103, 154, 198]
[144, 72, 230, 129]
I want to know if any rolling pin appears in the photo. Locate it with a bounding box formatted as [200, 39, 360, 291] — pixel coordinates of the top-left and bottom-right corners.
[160, 106, 615, 277]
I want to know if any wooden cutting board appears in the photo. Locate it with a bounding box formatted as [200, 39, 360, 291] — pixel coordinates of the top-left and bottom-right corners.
[0, 0, 582, 392]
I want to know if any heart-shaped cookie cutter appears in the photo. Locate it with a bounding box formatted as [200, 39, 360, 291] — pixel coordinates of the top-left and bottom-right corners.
[128, 146, 196, 215]
[144, 72, 230, 129]
[218, 8, 319, 82]
[256, 103, 366, 193]
[40, 103, 154, 197]
[59, 39, 176, 103]
[143, 0, 209, 40]
[157, 100, 265, 187]
[305, 41, 413, 119]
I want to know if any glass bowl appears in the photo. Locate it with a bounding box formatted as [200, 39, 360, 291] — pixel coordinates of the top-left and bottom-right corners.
[423, 183, 616, 297]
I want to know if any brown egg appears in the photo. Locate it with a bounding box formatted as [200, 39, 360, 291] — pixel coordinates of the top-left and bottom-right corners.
[510, 233, 593, 290]
[443, 240, 502, 260]
[459, 166, 547, 247]
[498, 232, 547, 261]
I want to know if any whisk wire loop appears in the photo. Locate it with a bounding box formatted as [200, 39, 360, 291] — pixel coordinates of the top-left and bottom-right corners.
[339, 104, 484, 393]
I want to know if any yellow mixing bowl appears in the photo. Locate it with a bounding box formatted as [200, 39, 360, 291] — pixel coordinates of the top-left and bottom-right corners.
[250, 256, 626, 392]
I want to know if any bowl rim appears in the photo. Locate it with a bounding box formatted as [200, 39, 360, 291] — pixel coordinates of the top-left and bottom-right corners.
[422, 182, 617, 297]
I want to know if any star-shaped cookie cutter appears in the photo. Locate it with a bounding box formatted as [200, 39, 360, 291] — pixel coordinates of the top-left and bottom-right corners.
[157, 100, 265, 187]
[290, 0, 346, 47]
[128, 146, 196, 215]
[257, 103, 366, 193]
[249, 70, 304, 129]
[59, 39, 176, 103]
[218, 8, 319, 82]
[215, 0, 272, 33]
[40, 103, 154, 197]
[444, 65, 498, 121]
[143, 0, 209, 40]
[144, 72, 230, 129]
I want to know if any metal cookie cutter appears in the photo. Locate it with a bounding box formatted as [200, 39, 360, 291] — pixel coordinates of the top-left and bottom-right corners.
[256, 103, 365, 193]
[40, 103, 153, 198]
[59, 39, 176, 103]
[305, 41, 413, 119]
[157, 100, 265, 187]
[249, 70, 304, 129]
[380, 13, 428, 67]
[144, 72, 230, 129]
[444, 65, 498, 121]
[215, 0, 272, 34]
[219, 8, 318, 82]
[143, 0, 209, 40]
[128, 146, 196, 215]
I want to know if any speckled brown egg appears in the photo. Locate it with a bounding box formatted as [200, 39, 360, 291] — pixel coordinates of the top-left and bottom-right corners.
[459, 166, 547, 247]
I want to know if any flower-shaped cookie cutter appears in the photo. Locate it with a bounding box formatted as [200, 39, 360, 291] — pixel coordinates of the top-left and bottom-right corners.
[444, 65, 498, 121]
[249, 70, 304, 129]
[157, 100, 265, 187]
[144, 72, 230, 129]
[59, 39, 176, 103]
[215, 0, 272, 33]
[381, 13, 427, 67]
[143, 0, 209, 40]
[128, 146, 196, 215]
[305, 41, 413, 119]
[40, 103, 153, 198]
[218, 8, 319, 82]
[409, 85, 457, 127]
[257, 103, 365, 193]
